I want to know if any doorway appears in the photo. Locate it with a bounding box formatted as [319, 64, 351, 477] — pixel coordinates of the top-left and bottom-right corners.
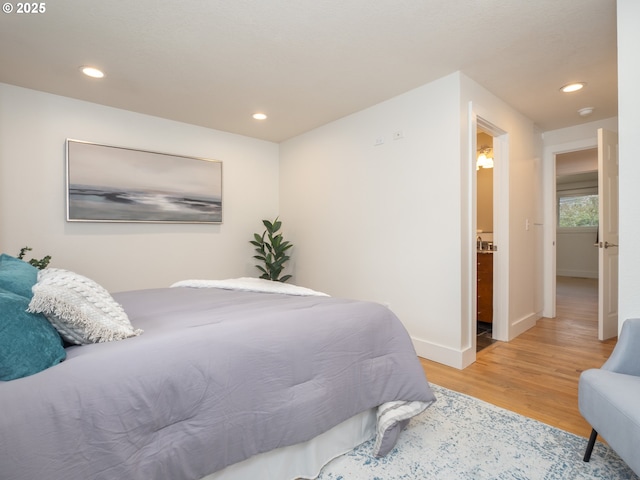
[476, 131, 496, 352]
[543, 128, 618, 341]
[555, 149, 598, 280]
[544, 128, 619, 340]
[555, 149, 599, 337]
[472, 116, 508, 358]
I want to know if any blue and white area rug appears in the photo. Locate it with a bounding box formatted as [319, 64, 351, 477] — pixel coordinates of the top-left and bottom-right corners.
[317, 384, 638, 479]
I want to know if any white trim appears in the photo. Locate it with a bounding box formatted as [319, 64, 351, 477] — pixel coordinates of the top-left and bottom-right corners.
[557, 269, 598, 279]
[557, 226, 598, 233]
[465, 102, 478, 365]
[492, 133, 510, 342]
[411, 336, 474, 370]
[467, 107, 509, 358]
[509, 312, 541, 340]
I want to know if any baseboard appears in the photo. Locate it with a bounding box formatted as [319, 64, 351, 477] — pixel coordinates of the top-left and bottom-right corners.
[556, 269, 598, 279]
[411, 336, 469, 370]
[509, 311, 542, 340]
[411, 312, 542, 369]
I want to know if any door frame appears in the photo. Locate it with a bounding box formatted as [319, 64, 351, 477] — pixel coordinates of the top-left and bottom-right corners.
[468, 111, 509, 366]
[542, 137, 599, 319]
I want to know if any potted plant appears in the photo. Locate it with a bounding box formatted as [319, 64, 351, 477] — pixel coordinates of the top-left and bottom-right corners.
[250, 217, 293, 282]
[17, 246, 51, 270]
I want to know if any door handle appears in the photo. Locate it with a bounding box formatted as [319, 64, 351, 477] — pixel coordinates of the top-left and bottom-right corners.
[604, 241, 618, 249]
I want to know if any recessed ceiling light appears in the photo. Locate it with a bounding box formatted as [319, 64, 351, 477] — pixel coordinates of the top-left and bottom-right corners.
[80, 66, 105, 79]
[252, 113, 267, 120]
[560, 82, 586, 93]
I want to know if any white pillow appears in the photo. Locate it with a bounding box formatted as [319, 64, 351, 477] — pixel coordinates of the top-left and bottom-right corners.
[28, 268, 142, 345]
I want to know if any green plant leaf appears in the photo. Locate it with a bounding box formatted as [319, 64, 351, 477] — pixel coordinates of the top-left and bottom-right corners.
[18, 246, 51, 269]
[251, 217, 293, 282]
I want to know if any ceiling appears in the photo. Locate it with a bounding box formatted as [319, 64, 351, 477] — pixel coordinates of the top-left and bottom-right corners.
[0, 0, 618, 143]
[556, 148, 599, 185]
[556, 171, 598, 185]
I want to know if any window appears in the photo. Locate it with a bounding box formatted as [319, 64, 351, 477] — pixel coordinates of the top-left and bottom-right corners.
[558, 192, 598, 228]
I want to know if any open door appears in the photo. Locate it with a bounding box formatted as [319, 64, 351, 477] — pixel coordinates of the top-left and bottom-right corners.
[597, 128, 619, 340]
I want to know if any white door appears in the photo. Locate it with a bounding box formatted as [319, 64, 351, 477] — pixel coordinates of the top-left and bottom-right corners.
[598, 128, 619, 341]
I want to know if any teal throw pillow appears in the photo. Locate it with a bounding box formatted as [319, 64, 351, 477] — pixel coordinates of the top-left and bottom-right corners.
[0, 253, 39, 299]
[0, 289, 66, 381]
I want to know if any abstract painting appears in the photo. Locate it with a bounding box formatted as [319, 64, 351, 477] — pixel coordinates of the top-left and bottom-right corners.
[66, 139, 222, 223]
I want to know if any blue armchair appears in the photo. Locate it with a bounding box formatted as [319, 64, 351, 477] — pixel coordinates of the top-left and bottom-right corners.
[579, 317, 640, 475]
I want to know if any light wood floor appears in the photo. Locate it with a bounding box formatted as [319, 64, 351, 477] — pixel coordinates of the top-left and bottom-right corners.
[419, 276, 617, 438]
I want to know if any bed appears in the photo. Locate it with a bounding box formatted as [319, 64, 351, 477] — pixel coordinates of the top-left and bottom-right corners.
[0, 261, 436, 480]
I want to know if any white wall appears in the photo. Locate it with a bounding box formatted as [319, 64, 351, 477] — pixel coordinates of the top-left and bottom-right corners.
[0, 84, 280, 291]
[556, 177, 599, 279]
[280, 72, 542, 368]
[556, 231, 598, 278]
[618, 0, 640, 327]
[460, 75, 543, 346]
[543, 118, 618, 147]
[280, 73, 463, 365]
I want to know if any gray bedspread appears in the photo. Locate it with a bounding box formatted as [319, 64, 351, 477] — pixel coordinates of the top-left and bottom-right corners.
[0, 287, 435, 480]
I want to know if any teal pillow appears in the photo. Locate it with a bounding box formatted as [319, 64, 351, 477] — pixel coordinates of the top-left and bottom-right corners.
[0, 253, 39, 299]
[0, 290, 66, 381]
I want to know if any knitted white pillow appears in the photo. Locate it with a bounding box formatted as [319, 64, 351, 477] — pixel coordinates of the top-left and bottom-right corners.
[28, 268, 142, 345]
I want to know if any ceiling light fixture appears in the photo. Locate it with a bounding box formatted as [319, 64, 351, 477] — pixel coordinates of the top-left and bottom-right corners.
[578, 107, 594, 117]
[476, 145, 494, 170]
[252, 113, 267, 120]
[80, 66, 105, 78]
[560, 82, 586, 93]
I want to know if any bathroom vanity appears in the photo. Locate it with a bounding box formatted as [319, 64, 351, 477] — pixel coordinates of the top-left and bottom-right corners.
[477, 251, 493, 323]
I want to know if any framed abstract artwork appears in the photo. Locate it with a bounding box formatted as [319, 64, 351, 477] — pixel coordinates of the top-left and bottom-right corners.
[66, 139, 222, 223]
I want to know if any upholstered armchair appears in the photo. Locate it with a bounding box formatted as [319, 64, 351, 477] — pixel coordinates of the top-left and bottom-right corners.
[578, 318, 640, 476]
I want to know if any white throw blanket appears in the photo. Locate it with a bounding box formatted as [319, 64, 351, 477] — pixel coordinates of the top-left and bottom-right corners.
[170, 277, 329, 297]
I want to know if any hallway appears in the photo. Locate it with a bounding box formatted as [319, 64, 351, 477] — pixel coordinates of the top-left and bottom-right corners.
[556, 276, 598, 326]
[420, 276, 617, 438]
